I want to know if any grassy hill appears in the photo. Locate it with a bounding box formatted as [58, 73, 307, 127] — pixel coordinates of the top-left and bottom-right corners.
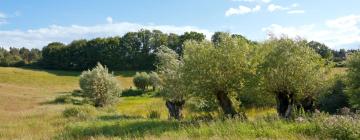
[0, 67, 136, 139]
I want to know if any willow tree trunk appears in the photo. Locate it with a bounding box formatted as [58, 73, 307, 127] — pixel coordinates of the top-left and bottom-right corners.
[165, 100, 185, 120]
[276, 93, 294, 118]
[216, 90, 237, 118]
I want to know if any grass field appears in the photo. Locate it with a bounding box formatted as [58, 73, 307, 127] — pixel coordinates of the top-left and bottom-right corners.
[0, 67, 357, 140]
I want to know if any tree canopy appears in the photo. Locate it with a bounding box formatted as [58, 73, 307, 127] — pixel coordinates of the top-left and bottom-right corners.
[260, 37, 327, 118]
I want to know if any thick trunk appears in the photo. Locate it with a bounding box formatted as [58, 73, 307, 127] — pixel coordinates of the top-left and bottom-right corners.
[276, 93, 294, 118]
[165, 100, 185, 120]
[216, 90, 237, 118]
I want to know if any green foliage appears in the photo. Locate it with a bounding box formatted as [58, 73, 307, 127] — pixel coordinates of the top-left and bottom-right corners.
[121, 89, 144, 97]
[133, 72, 150, 91]
[155, 46, 186, 102]
[38, 30, 206, 71]
[79, 63, 120, 107]
[0, 47, 39, 67]
[63, 105, 97, 120]
[260, 37, 328, 117]
[312, 114, 360, 139]
[148, 71, 161, 90]
[261, 38, 327, 98]
[307, 41, 333, 60]
[346, 52, 360, 109]
[181, 34, 259, 116]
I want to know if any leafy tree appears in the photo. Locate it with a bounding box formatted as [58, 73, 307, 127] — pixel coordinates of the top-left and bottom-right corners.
[260, 37, 327, 118]
[133, 72, 150, 91]
[41, 42, 67, 69]
[181, 34, 257, 117]
[155, 46, 186, 120]
[307, 41, 333, 60]
[346, 52, 360, 109]
[79, 63, 120, 107]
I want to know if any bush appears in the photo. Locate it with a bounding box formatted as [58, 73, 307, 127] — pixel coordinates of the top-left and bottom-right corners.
[121, 89, 144, 97]
[54, 95, 73, 104]
[63, 105, 97, 120]
[313, 115, 360, 139]
[79, 63, 121, 107]
[133, 72, 150, 91]
[147, 110, 161, 119]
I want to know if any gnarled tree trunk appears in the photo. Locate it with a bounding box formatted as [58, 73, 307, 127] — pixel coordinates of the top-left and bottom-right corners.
[276, 92, 294, 118]
[165, 100, 185, 120]
[216, 90, 237, 118]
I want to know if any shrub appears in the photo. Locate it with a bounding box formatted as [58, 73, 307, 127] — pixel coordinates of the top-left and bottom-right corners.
[121, 89, 144, 97]
[63, 105, 97, 120]
[133, 72, 150, 91]
[313, 115, 360, 139]
[79, 63, 121, 107]
[147, 110, 161, 119]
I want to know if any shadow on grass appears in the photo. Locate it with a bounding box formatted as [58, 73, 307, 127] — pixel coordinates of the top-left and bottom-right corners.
[64, 120, 182, 139]
[19, 66, 81, 76]
[98, 114, 143, 121]
[19, 66, 140, 77]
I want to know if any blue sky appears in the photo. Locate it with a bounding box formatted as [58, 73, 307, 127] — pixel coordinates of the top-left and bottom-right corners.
[0, 0, 360, 50]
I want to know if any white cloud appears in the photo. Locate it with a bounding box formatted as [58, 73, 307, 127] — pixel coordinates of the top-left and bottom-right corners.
[262, 15, 360, 49]
[0, 12, 7, 25]
[267, 3, 304, 14]
[267, 4, 289, 12]
[0, 22, 213, 49]
[225, 5, 261, 16]
[287, 10, 305, 14]
[106, 16, 113, 24]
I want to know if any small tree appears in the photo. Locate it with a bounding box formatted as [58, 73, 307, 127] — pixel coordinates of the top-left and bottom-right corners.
[260, 37, 327, 118]
[79, 63, 120, 107]
[148, 71, 161, 91]
[347, 52, 360, 109]
[133, 72, 150, 91]
[156, 46, 186, 120]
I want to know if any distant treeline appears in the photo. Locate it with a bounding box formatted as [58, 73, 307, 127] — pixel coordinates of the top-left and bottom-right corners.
[0, 29, 358, 70]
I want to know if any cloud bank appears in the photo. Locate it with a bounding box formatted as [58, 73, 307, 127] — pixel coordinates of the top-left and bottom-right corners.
[262, 15, 360, 49]
[0, 21, 212, 49]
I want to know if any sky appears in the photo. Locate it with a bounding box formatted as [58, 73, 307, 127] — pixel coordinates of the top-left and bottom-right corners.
[0, 0, 360, 50]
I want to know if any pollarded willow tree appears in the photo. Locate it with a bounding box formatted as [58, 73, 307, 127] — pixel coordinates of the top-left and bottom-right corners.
[346, 52, 360, 109]
[260, 37, 327, 118]
[181, 35, 259, 117]
[155, 46, 186, 120]
[79, 63, 120, 107]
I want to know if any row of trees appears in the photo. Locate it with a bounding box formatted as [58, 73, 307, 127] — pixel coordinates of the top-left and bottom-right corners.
[0, 47, 41, 66]
[3, 29, 354, 71]
[155, 34, 332, 119]
[41, 30, 206, 70]
[77, 33, 360, 120]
